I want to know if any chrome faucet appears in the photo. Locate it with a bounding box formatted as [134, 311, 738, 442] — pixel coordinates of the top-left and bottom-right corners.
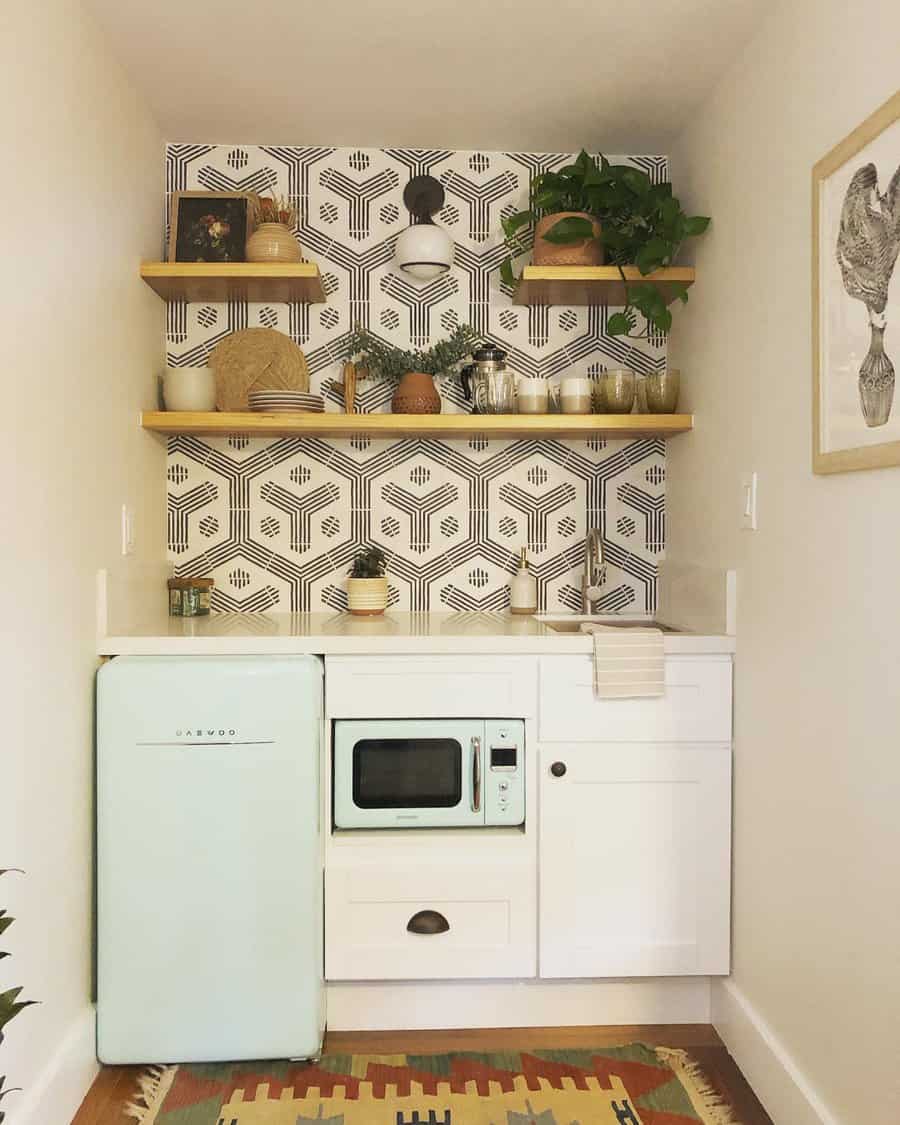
[581, 528, 606, 613]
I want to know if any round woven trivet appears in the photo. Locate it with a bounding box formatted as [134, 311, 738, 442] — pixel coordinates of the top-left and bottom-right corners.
[210, 328, 310, 410]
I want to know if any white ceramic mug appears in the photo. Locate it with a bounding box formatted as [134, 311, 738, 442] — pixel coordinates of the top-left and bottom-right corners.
[163, 366, 216, 412]
[560, 375, 593, 414]
[517, 377, 549, 414]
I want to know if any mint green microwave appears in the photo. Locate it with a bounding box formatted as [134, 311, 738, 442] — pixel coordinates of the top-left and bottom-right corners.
[333, 719, 525, 829]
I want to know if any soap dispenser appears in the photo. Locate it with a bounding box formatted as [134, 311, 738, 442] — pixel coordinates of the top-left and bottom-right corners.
[509, 547, 538, 616]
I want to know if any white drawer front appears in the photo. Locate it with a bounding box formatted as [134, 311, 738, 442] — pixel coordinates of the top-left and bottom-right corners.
[326, 656, 537, 718]
[539, 656, 732, 743]
[326, 861, 536, 980]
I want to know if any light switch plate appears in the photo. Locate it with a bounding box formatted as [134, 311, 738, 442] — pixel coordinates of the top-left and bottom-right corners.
[121, 504, 136, 555]
[740, 472, 758, 530]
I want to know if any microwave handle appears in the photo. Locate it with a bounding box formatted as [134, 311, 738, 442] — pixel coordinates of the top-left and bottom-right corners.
[471, 736, 482, 813]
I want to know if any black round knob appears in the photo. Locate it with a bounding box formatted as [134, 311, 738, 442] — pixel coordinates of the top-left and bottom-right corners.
[550, 761, 567, 778]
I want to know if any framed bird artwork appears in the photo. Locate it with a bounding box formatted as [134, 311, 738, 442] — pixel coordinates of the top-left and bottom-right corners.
[813, 90, 900, 473]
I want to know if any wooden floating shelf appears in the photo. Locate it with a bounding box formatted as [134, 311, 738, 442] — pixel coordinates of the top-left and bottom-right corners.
[140, 262, 326, 303]
[513, 266, 695, 307]
[142, 411, 693, 440]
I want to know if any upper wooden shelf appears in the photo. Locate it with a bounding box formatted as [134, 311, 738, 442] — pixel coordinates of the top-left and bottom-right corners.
[512, 266, 695, 306]
[140, 262, 326, 303]
[142, 411, 693, 440]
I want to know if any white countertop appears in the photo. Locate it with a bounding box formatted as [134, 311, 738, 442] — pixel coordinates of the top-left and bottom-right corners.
[98, 611, 735, 657]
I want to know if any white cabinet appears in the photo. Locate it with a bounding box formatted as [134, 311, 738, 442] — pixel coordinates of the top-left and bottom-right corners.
[326, 857, 536, 980]
[539, 742, 731, 978]
[539, 655, 732, 743]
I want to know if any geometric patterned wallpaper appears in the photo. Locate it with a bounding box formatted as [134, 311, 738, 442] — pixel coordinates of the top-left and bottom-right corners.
[165, 144, 668, 613]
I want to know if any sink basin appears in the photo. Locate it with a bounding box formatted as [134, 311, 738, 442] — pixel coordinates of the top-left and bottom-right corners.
[538, 616, 681, 634]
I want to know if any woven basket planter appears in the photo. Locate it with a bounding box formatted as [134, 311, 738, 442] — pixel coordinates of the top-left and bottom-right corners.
[533, 211, 604, 266]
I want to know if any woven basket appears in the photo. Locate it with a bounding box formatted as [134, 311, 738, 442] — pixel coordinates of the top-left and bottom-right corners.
[210, 328, 310, 410]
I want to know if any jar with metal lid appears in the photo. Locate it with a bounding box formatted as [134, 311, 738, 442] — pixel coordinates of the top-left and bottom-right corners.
[167, 576, 214, 617]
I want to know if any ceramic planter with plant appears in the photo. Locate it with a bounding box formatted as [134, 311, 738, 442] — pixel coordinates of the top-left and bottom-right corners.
[347, 546, 390, 615]
[246, 193, 302, 263]
[0, 868, 37, 1122]
[346, 324, 477, 414]
[500, 151, 710, 338]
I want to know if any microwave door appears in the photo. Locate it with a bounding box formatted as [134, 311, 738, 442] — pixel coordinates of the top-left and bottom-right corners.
[333, 719, 485, 828]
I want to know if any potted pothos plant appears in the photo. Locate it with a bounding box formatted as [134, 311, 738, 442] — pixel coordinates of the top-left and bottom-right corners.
[1, 869, 37, 1123]
[500, 151, 710, 337]
[346, 324, 477, 414]
[346, 546, 389, 615]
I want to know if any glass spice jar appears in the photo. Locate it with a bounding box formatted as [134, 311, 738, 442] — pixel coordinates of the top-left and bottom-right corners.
[167, 576, 214, 617]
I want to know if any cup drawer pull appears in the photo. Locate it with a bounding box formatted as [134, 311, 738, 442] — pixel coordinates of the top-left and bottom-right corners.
[406, 909, 450, 935]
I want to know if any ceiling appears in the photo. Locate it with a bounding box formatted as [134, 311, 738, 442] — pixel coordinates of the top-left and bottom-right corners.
[86, 0, 768, 153]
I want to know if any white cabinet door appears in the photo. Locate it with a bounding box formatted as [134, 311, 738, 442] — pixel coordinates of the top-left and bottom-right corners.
[539, 743, 731, 978]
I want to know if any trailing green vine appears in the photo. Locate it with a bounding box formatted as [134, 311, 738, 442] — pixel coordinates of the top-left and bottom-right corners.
[500, 150, 710, 337]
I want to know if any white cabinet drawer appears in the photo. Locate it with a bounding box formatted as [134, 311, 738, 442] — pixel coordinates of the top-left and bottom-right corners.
[325, 860, 536, 980]
[326, 656, 537, 718]
[538, 656, 732, 743]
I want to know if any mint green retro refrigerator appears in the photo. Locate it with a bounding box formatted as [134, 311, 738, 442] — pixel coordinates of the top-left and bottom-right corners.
[97, 655, 324, 1063]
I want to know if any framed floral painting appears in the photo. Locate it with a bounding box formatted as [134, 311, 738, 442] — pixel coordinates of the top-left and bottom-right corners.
[813, 90, 900, 473]
[168, 191, 250, 263]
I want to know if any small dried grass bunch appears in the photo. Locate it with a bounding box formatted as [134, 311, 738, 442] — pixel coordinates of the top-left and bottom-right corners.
[250, 193, 298, 229]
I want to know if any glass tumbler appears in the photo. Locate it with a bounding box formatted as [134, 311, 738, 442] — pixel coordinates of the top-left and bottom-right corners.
[645, 368, 681, 413]
[600, 368, 636, 413]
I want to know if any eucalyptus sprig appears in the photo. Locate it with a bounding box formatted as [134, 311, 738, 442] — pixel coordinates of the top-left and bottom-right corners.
[346, 324, 478, 381]
[500, 151, 709, 337]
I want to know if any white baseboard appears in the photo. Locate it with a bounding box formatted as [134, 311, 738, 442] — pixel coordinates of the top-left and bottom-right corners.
[14, 1005, 98, 1125]
[327, 977, 711, 1031]
[711, 979, 839, 1125]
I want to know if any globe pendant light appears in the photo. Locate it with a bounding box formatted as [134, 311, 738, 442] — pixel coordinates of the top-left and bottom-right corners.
[394, 175, 453, 281]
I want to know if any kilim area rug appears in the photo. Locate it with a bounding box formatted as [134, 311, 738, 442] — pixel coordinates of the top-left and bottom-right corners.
[126, 1045, 739, 1124]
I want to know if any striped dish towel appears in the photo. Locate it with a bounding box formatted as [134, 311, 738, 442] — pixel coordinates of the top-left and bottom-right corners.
[580, 623, 665, 698]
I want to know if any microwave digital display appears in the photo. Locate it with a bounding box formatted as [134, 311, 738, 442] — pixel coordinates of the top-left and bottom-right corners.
[490, 746, 517, 769]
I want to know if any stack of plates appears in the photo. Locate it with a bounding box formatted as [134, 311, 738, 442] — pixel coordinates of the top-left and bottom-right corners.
[247, 391, 324, 413]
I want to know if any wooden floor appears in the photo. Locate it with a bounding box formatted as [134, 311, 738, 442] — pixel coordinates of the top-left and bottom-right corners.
[72, 1024, 773, 1124]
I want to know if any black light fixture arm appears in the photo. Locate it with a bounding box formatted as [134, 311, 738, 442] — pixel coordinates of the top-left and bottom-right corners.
[403, 175, 445, 226]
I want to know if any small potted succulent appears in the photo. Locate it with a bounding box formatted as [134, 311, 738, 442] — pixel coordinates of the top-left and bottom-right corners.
[346, 546, 389, 615]
[246, 193, 301, 263]
[500, 151, 710, 337]
[347, 324, 478, 414]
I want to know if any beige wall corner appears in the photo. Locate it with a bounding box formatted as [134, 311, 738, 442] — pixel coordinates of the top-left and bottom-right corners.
[0, 0, 165, 1119]
[667, 1, 900, 1122]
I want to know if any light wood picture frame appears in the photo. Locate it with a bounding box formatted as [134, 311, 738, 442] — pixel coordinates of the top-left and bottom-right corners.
[168, 191, 253, 264]
[812, 90, 900, 473]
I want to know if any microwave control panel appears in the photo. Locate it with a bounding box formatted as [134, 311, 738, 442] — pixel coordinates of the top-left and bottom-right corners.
[483, 719, 525, 826]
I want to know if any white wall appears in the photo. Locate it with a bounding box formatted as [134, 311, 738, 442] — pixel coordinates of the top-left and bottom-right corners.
[668, 3, 900, 1123]
[0, 2, 164, 1119]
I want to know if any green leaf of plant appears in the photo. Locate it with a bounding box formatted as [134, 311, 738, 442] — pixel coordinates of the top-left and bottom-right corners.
[668, 281, 690, 304]
[499, 258, 516, 287]
[0, 989, 37, 1033]
[0, 917, 12, 938]
[540, 216, 596, 244]
[606, 312, 632, 336]
[654, 307, 673, 334]
[684, 215, 711, 236]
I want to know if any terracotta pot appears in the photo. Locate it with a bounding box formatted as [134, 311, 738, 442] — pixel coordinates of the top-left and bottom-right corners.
[245, 222, 302, 263]
[347, 576, 389, 616]
[392, 371, 442, 414]
[533, 211, 603, 266]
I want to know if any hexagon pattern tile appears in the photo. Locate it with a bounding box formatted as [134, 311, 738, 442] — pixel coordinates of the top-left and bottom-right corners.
[165, 144, 668, 612]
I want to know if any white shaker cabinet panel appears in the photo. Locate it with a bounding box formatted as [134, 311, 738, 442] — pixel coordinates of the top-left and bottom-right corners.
[326, 655, 538, 719]
[538, 656, 732, 743]
[326, 859, 536, 980]
[539, 743, 731, 978]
